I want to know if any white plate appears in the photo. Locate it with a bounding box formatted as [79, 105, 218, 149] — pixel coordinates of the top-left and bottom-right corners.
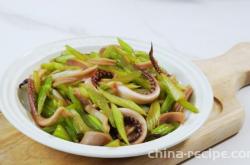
[0, 36, 213, 158]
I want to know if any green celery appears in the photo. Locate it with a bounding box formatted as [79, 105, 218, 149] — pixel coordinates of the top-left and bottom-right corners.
[82, 114, 103, 132]
[102, 46, 120, 59]
[158, 74, 184, 101]
[151, 123, 179, 136]
[41, 62, 66, 71]
[178, 99, 199, 113]
[83, 85, 115, 126]
[64, 118, 79, 142]
[100, 89, 146, 116]
[113, 70, 141, 84]
[146, 101, 161, 131]
[78, 86, 89, 97]
[105, 139, 121, 147]
[67, 87, 83, 112]
[55, 54, 74, 63]
[53, 124, 71, 141]
[70, 110, 91, 134]
[42, 125, 57, 134]
[37, 77, 52, 114]
[41, 98, 58, 117]
[111, 104, 129, 144]
[65, 45, 89, 60]
[33, 70, 40, 93]
[117, 38, 134, 54]
[134, 51, 149, 62]
[161, 95, 175, 113]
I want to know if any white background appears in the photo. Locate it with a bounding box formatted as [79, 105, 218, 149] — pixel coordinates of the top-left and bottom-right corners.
[0, 0, 250, 164]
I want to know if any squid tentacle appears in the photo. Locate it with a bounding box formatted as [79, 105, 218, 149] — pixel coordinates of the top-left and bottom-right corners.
[27, 79, 72, 127]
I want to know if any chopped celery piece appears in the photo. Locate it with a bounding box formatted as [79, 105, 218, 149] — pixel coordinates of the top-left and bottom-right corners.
[97, 65, 119, 75]
[33, 70, 40, 93]
[117, 38, 134, 54]
[125, 83, 140, 89]
[41, 62, 66, 71]
[120, 142, 128, 146]
[67, 87, 83, 112]
[65, 45, 89, 60]
[161, 95, 175, 113]
[83, 85, 115, 126]
[114, 46, 135, 64]
[134, 51, 149, 62]
[178, 99, 199, 113]
[55, 54, 74, 63]
[53, 124, 71, 141]
[109, 68, 150, 89]
[158, 74, 184, 101]
[55, 85, 68, 97]
[111, 104, 129, 144]
[102, 45, 132, 68]
[89, 52, 99, 58]
[37, 77, 52, 114]
[133, 76, 151, 90]
[100, 89, 146, 116]
[98, 82, 111, 90]
[102, 46, 120, 59]
[41, 98, 58, 117]
[146, 101, 161, 131]
[83, 114, 103, 132]
[79, 86, 89, 97]
[64, 118, 79, 142]
[66, 103, 77, 110]
[70, 110, 91, 134]
[64, 125, 78, 142]
[105, 139, 121, 147]
[113, 70, 141, 84]
[151, 123, 179, 136]
[42, 125, 57, 134]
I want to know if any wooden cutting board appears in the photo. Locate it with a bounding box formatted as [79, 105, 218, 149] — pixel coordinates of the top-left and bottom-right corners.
[1, 43, 250, 165]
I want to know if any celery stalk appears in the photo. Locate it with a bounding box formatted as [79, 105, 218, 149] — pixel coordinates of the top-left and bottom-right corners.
[111, 104, 129, 144]
[37, 77, 52, 114]
[53, 124, 71, 141]
[161, 95, 175, 113]
[100, 89, 146, 116]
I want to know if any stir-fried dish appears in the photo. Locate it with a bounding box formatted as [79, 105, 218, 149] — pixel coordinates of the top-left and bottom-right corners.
[19, 38, 198, 147]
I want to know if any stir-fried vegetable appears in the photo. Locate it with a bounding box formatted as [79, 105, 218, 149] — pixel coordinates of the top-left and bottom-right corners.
[41, 98, 58, 117]
[161, 95, 174, 114]
[55, 54, 74, 64]
[21, 38, 198, 147]
[71, 110, 91, 134]
[65, 45, 89, 60]
[42, 62, 69, 71]
[83, 85, 115, 126]
[33, 70, 41, 93]
[151, 123, 179, 136]
[117, 38, 134, 54]
[83, 114, 103, 132]
[178, 99, 199, 113]
[67, 87, 83, 112]
[158, 74, 184, 101]
[37, 77, 52, 114]
[63, 118, 79, 142]
[53, 124, 71, 141]
[43, 125, 57, 133]
[111, 104, 129, 144]
[104, 139, 120, 147]
[146, 101, 161, 131]
[100, 89, 146, 115]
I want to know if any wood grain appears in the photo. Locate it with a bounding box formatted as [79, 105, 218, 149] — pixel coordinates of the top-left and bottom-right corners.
[1, 43, 250, 165]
